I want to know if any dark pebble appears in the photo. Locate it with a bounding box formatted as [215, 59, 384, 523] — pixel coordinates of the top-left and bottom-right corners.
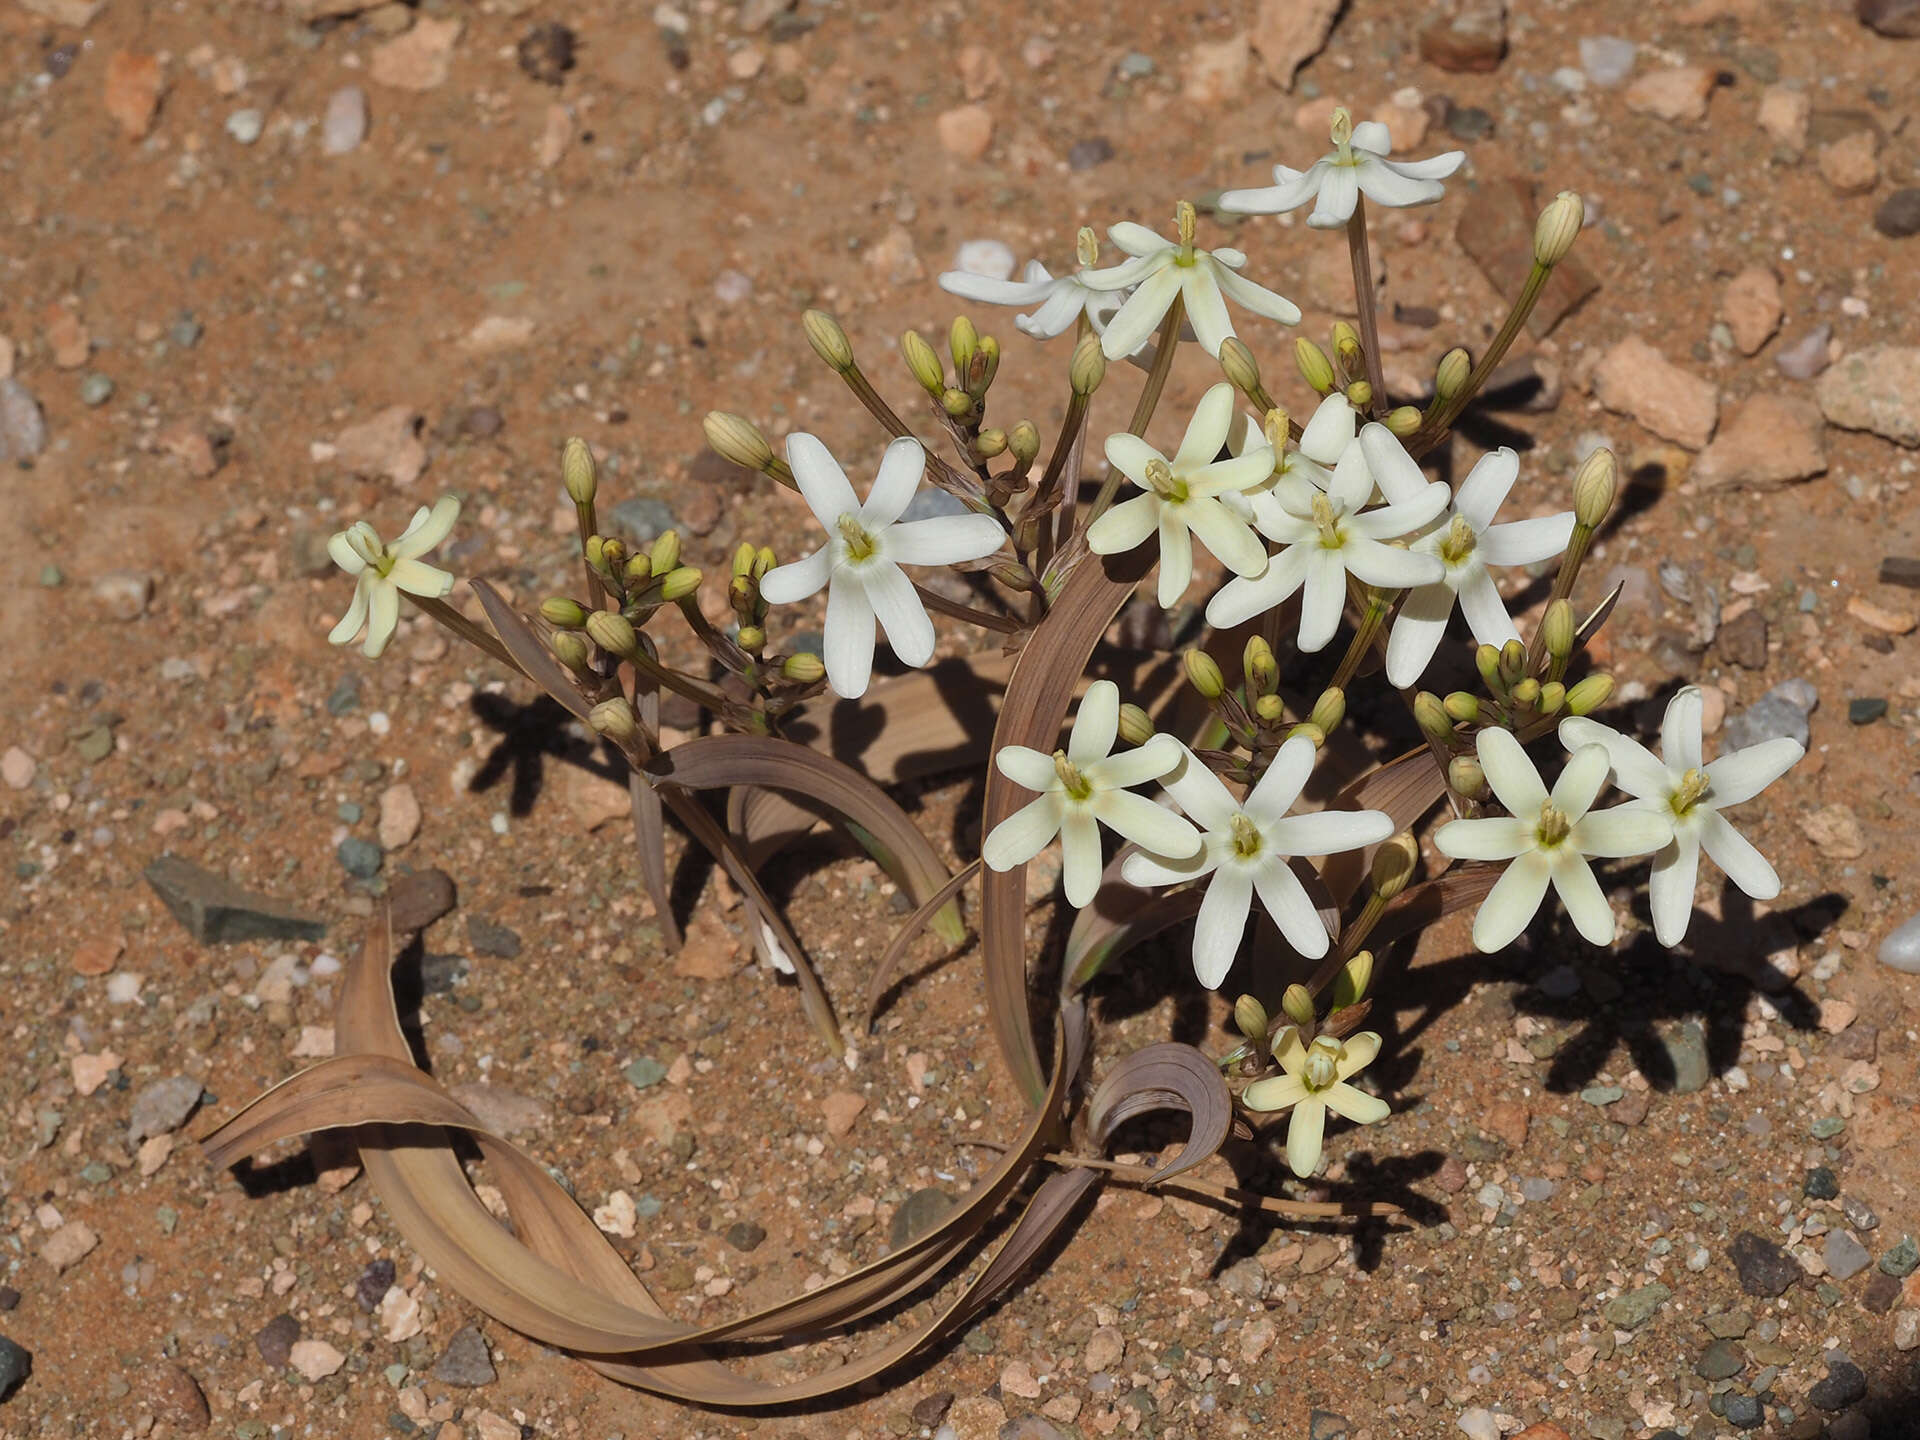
[462, 406, 503, 438]
[46, 43, 78, 78]
[889, 1188, 957, 1249]
[1848, 697, 1888, 725]
[1863, 1271, 1902, 1313]
[355, 1258, 397, 1312]
[724, 1220, 767, 1253]
[0, 1287, 16, 1312]
[1805, 1166, 1840, 1200]
[1730, 1231, 1802, 1296]
[1068, 137, 1115, 171]
[336, 836, 383, 880]
[1809, 1358, 1868, 1411]
[1858, 0, 1920, 39]
[430, 1325, 495, 1387]
[1881, 556, 1920, 589]
[146, 1361, 210, 1430]
[253, 1313, 299, 1368]
[389, 867, 457, 935]
[467, 915, 522, 959]
[1309, 1411, 1352, 1439]
[1718, 609, 1769, 670]
[515, 22, 576, 85]
[1696, 1337, 1745, 1379]
[1446, 106, 1495, 140]
[419, 953, 469, 995]
[911, 1392, 954, 1427]
[1724, 1393, 1764, 1429]
[326, 672, 361, 716]
[0, 1335, 29, 1402]
[1393, 303, 1440, 328]
[1879, 1235, 1918, 1276]
[145, 854, 325, 944]
[1875, 188, 1920, 238]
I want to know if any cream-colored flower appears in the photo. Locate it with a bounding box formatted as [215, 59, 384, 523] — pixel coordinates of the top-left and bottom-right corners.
[1241, 1026, 1389, 1178]
[326, 495, 461, 659]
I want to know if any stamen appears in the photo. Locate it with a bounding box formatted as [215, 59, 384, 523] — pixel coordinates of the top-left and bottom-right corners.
[1670, 767, 1710, 816]
[1329, 106, 1353, 155]
[1142, 457, 1188, 503]
[1535, 801, 1571, 847]
[1076, 226, 1099, 269]
[1052, 749, 1092, 800]
[1311, 493, 1343, 548]
[1438, 514, 1477, 565]
[1229, 812, 1262, 859]
[836, 513, 878, 563]
[1175, 200, 1197, 261]
[1303, 1035, 1343, 1091]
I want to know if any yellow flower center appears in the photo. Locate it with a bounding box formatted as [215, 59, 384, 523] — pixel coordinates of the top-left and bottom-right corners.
[1437, 514, 1478, 566]
[1175, 199, 1198, 264]
[1229, 812, 1263, 859]
[1143, 457, 1189, 504]
[1076, 225, 1099, 269]
[1052, 749, 1092, 801]
[1535, 801, 1571, 848]
[1303, 1034, 1343, 1092]
[1329, 106, 1356, 165]
[1670, 767, 1710, 817]
[1311, 493, 1345, 549]
[836, 513, 878, 563]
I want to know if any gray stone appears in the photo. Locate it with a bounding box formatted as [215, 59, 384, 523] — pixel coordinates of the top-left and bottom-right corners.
[1730, 1231, 1801, 1296]
[323, 86, 368, 155]
[1308, 1412, 1351, 1440]
[1656, 1020, 1711, 1093]
[1775, 324, 1832, 381]
[354, 1259, 395, 1312]
[1858, 0, 1920, 38]
[1878, 911, 1920, 974]
[1695, 1337, 1744, 1379]
[1723, 1394, 1764, 1429]
[889, 1187, 957, 1249]
[1579, 35, 1636, 85]
[1844, 1194, 1881, 1231]
[1826, 1230, 1873, 1281]
[1067, 137, 1114, 171]
[253, 1313, 299, 1368]
[1875, 188, 1920, 238]
[144, 855, 326, 944]
[1816, 344, 1920, 447]
[389, 867, 456, 934]
[623, 1056, 667, 1089]
[1218, 1257, 1268, 1300]
[336, 836, 382, 880]
[724, 1220, 767, 1252]
[92, 570, 152, 620]
[1809, 1357, 1867, 1410]
[1722, 678, 1818, 752]
[0, 1335, 29, 1402]
[429, 1326, 495, 1387]
[127, 1076, 204, 1145]
[1880, 1235, 1918, 1276]
[79, 373, 114, 407]
[466, 915, 521, 957]
[1603, 1282, 1671, 1329]
[0, 378, 48, 463]
[607, 497, 677, 544]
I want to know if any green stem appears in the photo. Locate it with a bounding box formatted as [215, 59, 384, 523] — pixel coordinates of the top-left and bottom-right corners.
[1410, 263, 1552, 456]
[1085, 292, 1186, 528]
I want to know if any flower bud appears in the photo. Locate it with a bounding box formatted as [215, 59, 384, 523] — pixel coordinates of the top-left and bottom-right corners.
[1533, 189, 1585, 268]
[1070, 333, 1107, 396]
[1243, 635, 1278, 696]
[549, 630, 591, 672]
[1331, 950, 1373, 1010]
[754, 545, 775, 579]
[588, 697, 638, 741]
[1294, 337, 1335, 395]
[1218, 336, 1263, 396]
[975, 427, 1008, 459]
[1510, 676, 1541, 710]
[1413, 690, 1453, 745]
[1116, 703, 1155, 746]
[1233, 993, 1270, 1045]
[1344, 379, 1373, 412]
[1331, 321, 1361, 366]
[702, 411, 775, 473]
[1310, 685, 1346, 736]
[599, 537, 628, 574]
[1443, 690, 1480, 724]
[736, 624, 765, 651]
[901, 329, 946, 395]
[1434, 347, 1471, 401]
[1384, 405, 1422, 437]
[562, 436, 597, 504]
[1254, 693, 1287, 723]
[1573, 446, 1617, 529]
[1474, 643, 1502, 692]
[990, 560, 1034, 592]
[1008, 420, 1040, 467]
[624, 553, 653, 586]
[650, 530, 681, 575]
[1448, 753, 1488, 800]
[732, 541, 757, 579]
[1498, 639, 1528, 688]
[783, 652, 826, 684]
[659, 566, 703, 602]
[803, 309, 854, 373]
[1370, 833, 1418, 901]
[973, 333, 1000, 393]
[1076, 225, 1099, 268]
[585, 610, 638, 658]
[1184, 648, 1224, 700]
[1564, 672, 1614, 716]
[941, 386, 974, 418]
[949, 314, 979, 375]
[584, 534, 607, 571]
[1281, 983, 1317, 1031]
[1538, 680, 1566, 714]
[1286, 721, 1325, 748]
[540, 596, 589, 628]
[1541, 598, 1575, 662]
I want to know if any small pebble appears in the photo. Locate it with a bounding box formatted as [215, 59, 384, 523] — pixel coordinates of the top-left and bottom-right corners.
[1579, 34, 1637, 86]
[1848, 697, 1887, 725]
[0, 1336, 30, 1402]
[1067, 137, 1114, 171]
[79, 373, 114, 406]
[1873, 188, 1920, 239]
[1879, 1236, 1919, 1277]
[1880, 912, 1920, 974]
[323, 86, 369, 155]
[952, 238, 1016, 281]
[336, 836, 383, 880]
[225, 108, 264, 143]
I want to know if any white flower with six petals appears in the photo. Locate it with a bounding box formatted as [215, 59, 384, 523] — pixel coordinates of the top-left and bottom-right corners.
[1384, 447, 1575, 688]
[1087, 383, 1276, 608]
[1241, 1026, 1391, 1178]
[759, 434, 1006, 699]
[983, 681, 1201, 908]
[1122, 735, 1395, 988]
[1559, 687, 1802, 945]
[326, 495, 462, 659]
[1434, 728, 1673, 951]
[1220, 110, 1466, 231]
[936, 258, 1121, 341]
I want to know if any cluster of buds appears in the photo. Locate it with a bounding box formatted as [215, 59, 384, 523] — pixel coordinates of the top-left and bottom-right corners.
[1181, 640, 1345, 785]
[1226, 947, 1375, 1075]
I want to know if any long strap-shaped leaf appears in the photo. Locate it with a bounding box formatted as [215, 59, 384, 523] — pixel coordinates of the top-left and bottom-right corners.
[1088, 1043, 1234, 1186]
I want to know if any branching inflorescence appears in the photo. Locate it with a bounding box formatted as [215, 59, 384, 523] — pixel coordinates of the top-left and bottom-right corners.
[205, 108, 1805, 1404]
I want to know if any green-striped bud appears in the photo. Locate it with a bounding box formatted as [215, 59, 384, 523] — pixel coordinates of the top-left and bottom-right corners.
[1539, 680, 1566, 714]
[1475, 643, 1502, 692]
[650, 530, 681, 575]
[1443, 691, 1480, 724]
[754, 546, 775, 579]
[1331, 321, 1361, 371]
[1070, 333, 1106, 396]
[1344, 379, 1373, 412]
[1573, 446, 1617, 528]
[1294, 337, 1335, 395]
[1533, 189, 1584, 267]
[976, 427, 1007, 459]
[562, 436, 597, 504]
[1370, 834, 1418, 902]
[901, 329, 946, 395]
[599, 537, 628, 574]
[782, 652, 826, 684]
[1384, 405, 1422, 437]
[587, 697, 638, 741]
[949, 314, 979, 375]
[702, 411, 775, 473]
[659, 566, 703, 602]
[1218, 336, 1262, 396]
[1331, 950, 1373, 1010]
[585, 610, 638, 658]
[803, 309, 854, 373]
[1309, 686, 1346, 737]
[623, 553, 652, 586]
[1564, 672, 1614, 716]
[1286, 721, 1325, 748]
[973, 333, 1000, 393]
[1008, 420, 1040, 467]
[1413, 690, 1453, 746]
[549, 630, 591, 672]
[1254, 694, 1287, 723]
[1541, 598, 1575, 662]
[1510, 677, 1541, 710]
[736, 624, 765, 652]
[1233, 994, 1270, 1045]
[1184, 648, 1224, 700]
[1116, 703, 1155, 746]
[1243, 635, 1278, 696]
[990, 560, 1033, 592]
[540, 597, 589, 628]
[1434, 347, 1471, 401]
[1498, 639, 1528, 688]
[732, 541, 757, 578]
[1281, 983, 1317, 1031]
[1448, 754, 1488, 800]
[940, 386, 973, 418]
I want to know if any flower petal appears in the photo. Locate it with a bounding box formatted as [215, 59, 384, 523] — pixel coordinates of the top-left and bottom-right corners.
[1069, 679, 1119, 767]
[391, 494, 462, 559]
[1182, 498, 1267, 579]
[1013, 282, 1089, 339]
[1477, 512, 1576, 568]
[1241, 1072, 1308, 1112]
[1572, 804, 1673, 858]
[1218, 162, 1324, 216]
[1104, 433, 1166, 489]
[1099, 265, 1183, 360]
[994, 744, 1058, 792]
[1298, 393, 1358, 466]
[1251, 857, 1331, 958]
[983, 794, 1065, 871]
[1338, 1031, 1382, 1076]
[1558, 717, 1671, 801]
[1451, 449, 1518, 531]
[1698, 809, 1780, 900]
[1323, 1081, 1390, 1125]
[1097, 788, 1202, 859]
[1093, 734, 1186, 789]
[1355, 424, 1433, 506]
[1550, 741, 1613, 821]
[1354, 154, 1447, 209]
[1179, 268, 1234, 358]
[1382, 150, 1466, 180]
[1704, 736, 1803, 808]
[1189, 451, 1279, 498]
[1349, 120, 1393, 154]
[1549, 852, 1615, 945]
[1192, 865, 1253, 988]
[758, 545, 833, 604]
[1206, 543, 1310, 628]
[1297, 547, 1349, 653]
[1174, 383, 1238, 470]
[822, 573, 877, 698]
[1106, 221, 1171, 257]
[1154, 508, 1195, 607]
[1285, 1097, 1327, 1177]
[1661, 687, 1704, 773]
[1477, 726, 1549, 818]
[1268, 806, 1396, 857]
[1454, 564, 1521, 649]
[860, 436, 928, 529]
[1209, 262, 1303, 326]
[363, 578, 401, 659]
[1344, 536, 1445, 590]
[883, 513, 1007, 567]
[1648, 835, 1700, 947]
[936, 270, 1053, 306]
[1059, 807, 1105, 909]
[327, 530, 369, 575]
[1122, 845, 1216, 889]
[861, 560, 935, 668]
[1471, 847, 1552, 951]
[327, 576, 371, 646]
[1160, 747, 1242, 833]
[1434, 814, 1534, 862]
[1385, 579, 1457, 688]
[387, 558, 455, 599]
[1307, 163, 1359, 229]
[1243, 734, 1317, 824]
[786, 432, 861, 530]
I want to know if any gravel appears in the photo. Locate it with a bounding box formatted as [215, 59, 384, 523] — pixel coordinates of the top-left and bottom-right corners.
[1730, 1231, 1802, 1296]
[466, 915, 522, 958]
[430, 1325, 496, 1387]
[144, 855, 327, 944]
[0, 379, 47, 463]
[1878, 911, 1920, 974]
[253, 1313, 299, 1368]
[1875, 188, 1920, 238]
[0, 1336, 29, 1402]
[1824, 1230, 1872, 1281]
[1808, 1357, 1867, 1410]
[1721, 678, 1818, 751]
[1578, 35, 1636, 85]
[126, 1076, 204, 1145]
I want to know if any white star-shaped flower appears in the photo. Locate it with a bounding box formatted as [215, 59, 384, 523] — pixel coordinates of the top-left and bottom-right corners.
[1087, 383, 1275, 608]
[936, 259, 1122, 341]
[983, 680, 1201, 908]
[1226, 392, 1361, 535]
[1434, 728, 1674, 952]
[1559, 687, 1803, 946]
[1206, 422, 1449, 651]
[1241, 1026, 1390, 1178]
[1384, 448, 1576, 688]
[1121, 736, 1395, 988]
[1221, 110, 1466, 230]
[759, 434, 1006, 700]
[1081, 204, 1302, 360]
[326, 495, 461, 659]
